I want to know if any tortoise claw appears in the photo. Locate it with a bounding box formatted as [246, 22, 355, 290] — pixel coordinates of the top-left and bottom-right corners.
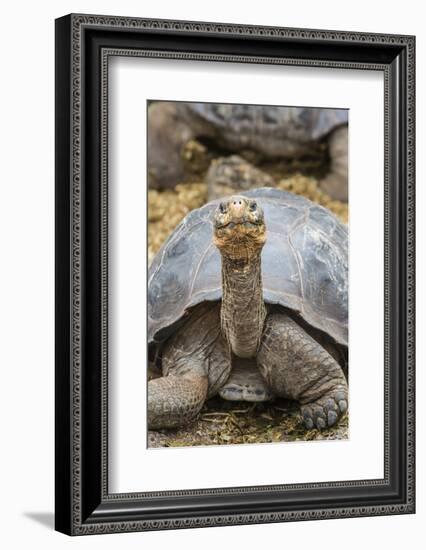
[301, 389, 348, 430]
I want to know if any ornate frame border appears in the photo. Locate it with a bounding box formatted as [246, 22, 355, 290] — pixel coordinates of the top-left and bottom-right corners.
[55, 14, 415, 535]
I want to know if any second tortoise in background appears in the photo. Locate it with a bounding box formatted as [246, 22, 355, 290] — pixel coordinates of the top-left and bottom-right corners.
[148, 102, 348, 201]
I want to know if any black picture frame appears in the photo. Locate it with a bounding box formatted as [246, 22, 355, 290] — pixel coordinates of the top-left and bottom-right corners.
[55, 13, 415, 535]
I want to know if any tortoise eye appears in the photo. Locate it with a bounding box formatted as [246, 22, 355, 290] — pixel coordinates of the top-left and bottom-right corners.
[249, 201, 257, 211]
[219, 202, 227, 213]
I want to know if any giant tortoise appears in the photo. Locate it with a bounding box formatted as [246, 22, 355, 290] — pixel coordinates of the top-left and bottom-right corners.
[147, 102, 348, 200]
[148, 188, 348, 430]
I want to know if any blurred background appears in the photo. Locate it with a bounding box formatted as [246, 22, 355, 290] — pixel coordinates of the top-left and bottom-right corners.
[148, 100, 348, 264]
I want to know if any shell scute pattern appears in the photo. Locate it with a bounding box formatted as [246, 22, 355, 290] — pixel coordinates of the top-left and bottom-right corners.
[178, 103, 348, 154]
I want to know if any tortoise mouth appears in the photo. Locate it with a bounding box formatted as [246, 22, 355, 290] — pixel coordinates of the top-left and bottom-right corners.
[215, 219, 263, 230]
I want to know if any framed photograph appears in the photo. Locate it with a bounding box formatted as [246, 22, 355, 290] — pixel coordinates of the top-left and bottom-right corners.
[55, 14, 415, 535]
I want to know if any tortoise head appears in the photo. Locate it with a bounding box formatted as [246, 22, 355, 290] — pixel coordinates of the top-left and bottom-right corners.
[213, 196, 266, 261]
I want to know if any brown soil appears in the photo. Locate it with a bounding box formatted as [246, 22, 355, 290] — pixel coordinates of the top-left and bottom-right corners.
[148, 397, 348, 448]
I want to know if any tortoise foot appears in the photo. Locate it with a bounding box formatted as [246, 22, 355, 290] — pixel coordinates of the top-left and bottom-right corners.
[219, 383, 273, 402]
[300, 389, 348, 430]
[219, 360, 274, 402]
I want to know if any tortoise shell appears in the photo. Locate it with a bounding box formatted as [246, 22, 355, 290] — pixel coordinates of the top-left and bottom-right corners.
[148, 188, 348, 347]
[177, 103, 348, 156]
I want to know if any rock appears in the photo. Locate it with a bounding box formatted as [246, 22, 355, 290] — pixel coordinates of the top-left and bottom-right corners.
[206, 155, 274, 200]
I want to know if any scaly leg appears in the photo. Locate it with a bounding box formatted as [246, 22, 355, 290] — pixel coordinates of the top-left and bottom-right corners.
[257, 312, 348, 430]
[319, 125, 348, 202]
[147, 102, 194, 189]
[148, 374, 208, 429]
[219, 357, 274, 402]
[148, 303, 231, 429]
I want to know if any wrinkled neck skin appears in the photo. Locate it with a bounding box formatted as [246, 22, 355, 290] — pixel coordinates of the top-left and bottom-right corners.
[220, 250, 266, 358]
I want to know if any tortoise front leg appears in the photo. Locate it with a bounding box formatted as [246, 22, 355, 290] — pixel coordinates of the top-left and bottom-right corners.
[147, 101, 194, 189]
[148, 374, 208, 429]
[148, 303, 232, 429]
[319, 125, 348, 202]
[257, 312, 348, 430]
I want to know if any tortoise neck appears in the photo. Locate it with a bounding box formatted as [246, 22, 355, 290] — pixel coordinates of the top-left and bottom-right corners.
[220, 252, 266, 358]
